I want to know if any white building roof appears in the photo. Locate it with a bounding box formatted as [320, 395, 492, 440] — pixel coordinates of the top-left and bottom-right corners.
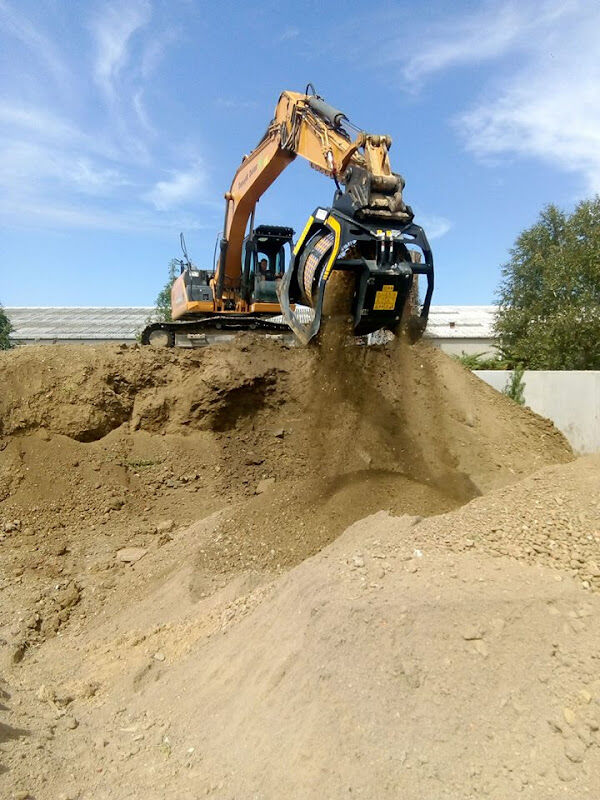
[4, 305, 497, 342]
[5, 307, 154, 341]
[424, 305, 496, 340]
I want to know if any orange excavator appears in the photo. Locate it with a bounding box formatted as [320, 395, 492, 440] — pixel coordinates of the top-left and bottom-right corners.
[141, 86, 433, 346]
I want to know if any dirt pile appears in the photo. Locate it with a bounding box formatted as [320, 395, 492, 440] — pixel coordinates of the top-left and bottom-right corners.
[2, 462, 600, 799]
[115, 510, 600, 799]
[0, 337, 570, 537]
[0, 337, 572, 615]
[410, 454, 600, 589]
[1, 335, 590, 799]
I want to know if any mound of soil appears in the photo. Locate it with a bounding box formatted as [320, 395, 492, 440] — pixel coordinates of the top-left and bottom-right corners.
[0, 336, 585, 800]
[2, 459, 599, 799]
[128, 510, 600, 800]
[0, 337, 570, 535]
[411, 454, 600, 586]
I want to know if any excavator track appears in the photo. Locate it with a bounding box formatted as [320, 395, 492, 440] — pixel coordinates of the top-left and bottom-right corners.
[141, 315, 292, 348]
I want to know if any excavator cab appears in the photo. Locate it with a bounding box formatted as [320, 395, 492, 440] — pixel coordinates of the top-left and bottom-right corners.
[241, 225, 294, 311]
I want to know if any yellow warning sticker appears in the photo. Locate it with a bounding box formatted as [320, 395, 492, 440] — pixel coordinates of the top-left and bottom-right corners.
[373, 285, 398, 311]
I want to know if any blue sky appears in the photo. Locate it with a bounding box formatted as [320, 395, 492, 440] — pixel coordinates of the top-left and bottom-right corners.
[1, 0, 598, 306]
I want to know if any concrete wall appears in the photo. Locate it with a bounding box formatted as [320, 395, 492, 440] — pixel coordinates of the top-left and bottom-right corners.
[475, 370, 600, 454]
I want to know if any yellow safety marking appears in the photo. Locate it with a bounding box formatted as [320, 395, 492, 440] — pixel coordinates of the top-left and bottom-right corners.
[293, 215, 315, 255]
[373, 285, 398, 311]
[322, 215, 342, 280]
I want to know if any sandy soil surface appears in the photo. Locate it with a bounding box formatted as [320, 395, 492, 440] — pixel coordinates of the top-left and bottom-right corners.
[2, 336, 598, 799]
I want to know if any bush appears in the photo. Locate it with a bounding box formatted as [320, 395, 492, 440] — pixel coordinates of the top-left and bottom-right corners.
[0, 304, 13, 350]
[454, 351, 509, 370]
[502, 364, 526, 405]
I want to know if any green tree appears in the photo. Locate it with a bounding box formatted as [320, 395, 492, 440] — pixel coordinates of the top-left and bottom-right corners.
[153, 258, 180, 322]
[494, 198, 600, 369]
[0, 303, 14, 350]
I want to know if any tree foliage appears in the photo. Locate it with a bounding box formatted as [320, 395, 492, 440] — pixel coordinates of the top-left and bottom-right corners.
[0, 303, 14, 350]
[494, 198, 600, 369]
[153, 258, 180, 322]
[454, 351, 509, 370]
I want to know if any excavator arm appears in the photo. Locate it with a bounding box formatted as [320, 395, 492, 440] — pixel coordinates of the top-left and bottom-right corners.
[214, 89, 415, 299]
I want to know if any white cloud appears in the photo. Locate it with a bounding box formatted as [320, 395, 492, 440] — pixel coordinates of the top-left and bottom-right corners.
[0, 0, 68, 84]
[399, 1, 569, 84]
[0, 196, 213, 233]
[140, 27, 178, 78]
[0, 140, 125, 195]
[456, 8, 600, 192]
[91, 0, 151, 98]
[0, 4, 215, 235]
[146, 162, 207, 210]
[133, 89, 156, 136]
[0, 103, 120, 160]
[396, 1, 600, 193]
[0, 102, 215, 233]
[278, 26, 299, 42]
[417, 215, 452, 241]
[0, 104, 78, 141]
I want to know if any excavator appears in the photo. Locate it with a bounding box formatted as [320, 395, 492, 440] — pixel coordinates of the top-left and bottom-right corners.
[141, 86, 434, 347]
